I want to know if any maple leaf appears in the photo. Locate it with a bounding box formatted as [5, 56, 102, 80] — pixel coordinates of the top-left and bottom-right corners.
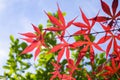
[97, 24, 120, 58]
[62, 74, 75, 80]
[50, 38, 73, 62]
[74, 35, 104, 64]
[110, 48, 120, 63]
[90, 0, 120, 27]
[66, 59, 78, 75]
[20, 24, 46, 60]
[86, 73, 92, 80]
[73, 8, 95, 35]
[75, 52, 86, 66]
[50, 62, 62, 80]
[44, 5, 77, 40]
[102, 59, 120, 76]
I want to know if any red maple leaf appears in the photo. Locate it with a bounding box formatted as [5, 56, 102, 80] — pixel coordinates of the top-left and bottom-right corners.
[110, 48, 120, 63]
[66, 59, 78, 75]
[44, 4, 77, 40]
[50, 62, 62, 80]
[20, 24, 46, 60]
[73, 8, 95, 35]
[72, 35, 104, 64]
[102, 59, 120, 76]
[86, 73, 92, 80]
[62, 74, 75, 80]
[90, 0, 120, 27]
[97, 24, 120, 58]
[50, 38, 73, 62]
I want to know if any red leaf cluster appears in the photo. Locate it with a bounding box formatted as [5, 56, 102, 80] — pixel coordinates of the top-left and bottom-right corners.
[90, 0, 120, 27]
[20, 24, 47, 60]
[20, 0, 120, 79]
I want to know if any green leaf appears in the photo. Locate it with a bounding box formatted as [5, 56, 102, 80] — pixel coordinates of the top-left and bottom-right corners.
[62, 12, 66, 16]
[30, 74, 36, 79]
[0, 75, 6, 79]
[38, 24, 43, 31]
[89, 34, 95, 42]
[100, 52, 105, 58]
[10, 35, 14, 42]
[15, 39, 19, 45]
[45, 32, 56, 46]
[20, 42, 27, 50]
[74, 35, 84, 41]
[45, 53, 53, 61]
[3, 66, 10, 70]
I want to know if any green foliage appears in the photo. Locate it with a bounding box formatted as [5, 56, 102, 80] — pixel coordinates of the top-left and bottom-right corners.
[45, 32, 57, 46]
[2, 34, 56, 80]
[3, 35, 32, 80]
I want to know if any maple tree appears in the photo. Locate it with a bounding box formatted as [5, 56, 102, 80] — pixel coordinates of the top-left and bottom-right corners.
[1, 0, 120, 80]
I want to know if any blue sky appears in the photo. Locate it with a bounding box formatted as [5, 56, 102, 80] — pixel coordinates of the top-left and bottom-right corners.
[0, 0, 119, 75]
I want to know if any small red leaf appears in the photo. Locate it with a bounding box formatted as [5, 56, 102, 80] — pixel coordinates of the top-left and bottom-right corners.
[44, 27, 61, 31]
[41, 31, 47, 47]
[60, 31, 65, 41]
[86, 73, 92, 80]
[57, 48, 65, 62]
[62, 74, 75, 80]
[51, 62, 61, 69]
[112, 0, 118, 15]
[32, 24, 41, 34]
[66, 17, 77, 28]
[115, 11, 120, 18]
[111, 59, 116, 71]
[97, 36, 111, 44]
[21, 41, 38, 54]
[50, 62, 62, 80]
[101, 0, 112, 16]
[66, 47, 70, 61]
[80, 8, 90, 25]
[73, 29, 87, 35]
[34, 45, 41, 60]
[19, 32, 36, 38]
[97, 16, 111, 22]
[104, 66, 113, 72]
[100, 24, 112, 35]
[81, 45, 89, 53]
[113, 38, 118, 49]
[73, 22, 88, 28]
[106, 39, 113, 57]
[76, 52, 85, 66]
[21, 38, 34, 43]
[90, 46, 94, 64]
[50, 74, 57, 80]
[91, 16, 111, 22]
[50, 44, 64, 53]
[45, 12, 62, 28]
[68, 59, 74, 65]
[71, 41, 86, 48]
[93, 43, 104, 51]
[57, 4, 65, 27]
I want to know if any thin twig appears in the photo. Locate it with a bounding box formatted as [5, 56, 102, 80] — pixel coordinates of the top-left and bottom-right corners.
[58, 28, 120, 38]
